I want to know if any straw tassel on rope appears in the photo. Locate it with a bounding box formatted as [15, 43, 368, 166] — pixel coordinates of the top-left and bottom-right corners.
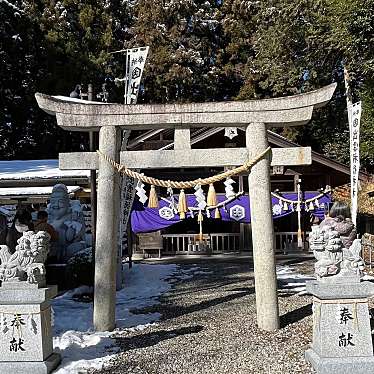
[148, 185, 159, 208]
[207, 183, 218, 206]
[197, 210, 203, 241]
[178, 189, 188, 219]
[214, 207, 221, 219]
[197, 210, 204, 222]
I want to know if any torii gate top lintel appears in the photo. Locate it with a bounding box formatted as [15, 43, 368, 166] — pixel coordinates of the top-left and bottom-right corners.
[35, 83, 336, 131]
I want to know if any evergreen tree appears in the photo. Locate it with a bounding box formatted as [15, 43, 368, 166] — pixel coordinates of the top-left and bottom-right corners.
[129, 0, 222, 103]
[327, 0, 374, 169]
[213, 0, 260, 99]
[1, 0, 373, 171]
[0, 0, 57, 159]
[25, 0, 134, 95]
[219, 0, 374, 172]
[0, 0, 134, 159]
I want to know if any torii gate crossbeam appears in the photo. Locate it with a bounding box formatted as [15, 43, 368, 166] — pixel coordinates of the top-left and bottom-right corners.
[35, 83, 336, 332]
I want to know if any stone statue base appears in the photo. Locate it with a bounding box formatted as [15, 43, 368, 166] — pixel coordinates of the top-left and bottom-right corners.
[305, 280, 374, 374]
[0, 282, 61, 374]
[0, 353, 61, 374]
[306, 349, 374, 374]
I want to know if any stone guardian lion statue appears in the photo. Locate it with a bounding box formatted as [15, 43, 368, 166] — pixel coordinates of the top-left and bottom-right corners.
[0, 231, 50, 286]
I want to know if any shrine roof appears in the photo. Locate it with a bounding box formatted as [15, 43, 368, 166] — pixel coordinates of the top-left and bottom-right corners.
[127, 127, 371, 180]
[0, 159, 89, 181]
[0, 186, 81, 198]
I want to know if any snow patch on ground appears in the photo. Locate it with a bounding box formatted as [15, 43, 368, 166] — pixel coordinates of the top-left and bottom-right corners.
[52, 263, 181, 373]
[276, 265, 315, 294]
[53, 331, 118, 373]
[278, 266, 374, 294]
[52, 263, 204, 373]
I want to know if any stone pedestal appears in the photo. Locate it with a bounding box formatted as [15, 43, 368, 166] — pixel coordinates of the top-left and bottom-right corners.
[0, 283, 61, 374]
[305, 280, 374, 374]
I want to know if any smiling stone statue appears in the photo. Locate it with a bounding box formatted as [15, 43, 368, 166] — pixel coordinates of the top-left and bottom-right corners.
[47, 184, 87, 262]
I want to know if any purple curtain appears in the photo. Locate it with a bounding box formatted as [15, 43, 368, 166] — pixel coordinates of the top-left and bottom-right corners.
[131, 192, 331, 233]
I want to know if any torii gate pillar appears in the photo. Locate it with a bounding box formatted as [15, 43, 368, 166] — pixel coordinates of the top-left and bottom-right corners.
[35, 83, 336, 333]
[247, 123, 279, 330]
[94, 126, 121, 331]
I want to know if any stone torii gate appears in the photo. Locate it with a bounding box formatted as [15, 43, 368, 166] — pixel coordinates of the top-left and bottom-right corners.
[36, 83, 336, 332]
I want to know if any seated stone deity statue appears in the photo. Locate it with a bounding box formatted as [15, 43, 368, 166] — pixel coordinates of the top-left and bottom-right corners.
[0, 230, 50, 286]
[47, 184, 87, 262]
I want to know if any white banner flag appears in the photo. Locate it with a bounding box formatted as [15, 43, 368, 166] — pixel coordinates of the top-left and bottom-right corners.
[349, 101, 362, 226]
[124, 46, 149, 104]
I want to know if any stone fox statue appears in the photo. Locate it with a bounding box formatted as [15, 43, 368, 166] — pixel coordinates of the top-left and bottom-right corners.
[0, 231, 50, 285]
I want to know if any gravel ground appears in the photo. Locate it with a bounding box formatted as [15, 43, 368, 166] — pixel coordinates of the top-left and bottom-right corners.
[92, 257, 326, 374]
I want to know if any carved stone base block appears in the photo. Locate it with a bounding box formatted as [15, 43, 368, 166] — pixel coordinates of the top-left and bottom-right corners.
[0, 284, 60, 374]
[0, 353, 61, 374]
[305, 281, 374, 374]
[305, 349, 374, 374]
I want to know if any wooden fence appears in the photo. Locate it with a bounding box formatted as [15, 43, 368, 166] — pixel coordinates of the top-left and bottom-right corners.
[159, 231, 309, 256]
[274, 231, 311, 253]
[162, 233, 241, 255]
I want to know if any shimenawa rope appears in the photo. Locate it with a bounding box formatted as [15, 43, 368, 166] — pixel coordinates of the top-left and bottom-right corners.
[97, 146, 271, 189]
